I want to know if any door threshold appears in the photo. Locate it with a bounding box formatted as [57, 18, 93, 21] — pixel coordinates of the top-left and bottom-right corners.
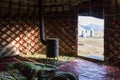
[77, 55, 104, 64]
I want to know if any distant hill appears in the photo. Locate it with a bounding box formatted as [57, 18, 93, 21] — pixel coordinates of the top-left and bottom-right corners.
[87, 24, 104, 32]
[79, 24, 104, 32]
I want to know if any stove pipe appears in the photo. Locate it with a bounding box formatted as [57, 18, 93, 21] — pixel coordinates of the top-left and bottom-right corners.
[38, 0, 46, 45]
[38, 0, 59, 58]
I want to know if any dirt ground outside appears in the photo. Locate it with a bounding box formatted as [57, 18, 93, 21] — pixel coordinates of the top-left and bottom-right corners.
[78, 37, 104, 60]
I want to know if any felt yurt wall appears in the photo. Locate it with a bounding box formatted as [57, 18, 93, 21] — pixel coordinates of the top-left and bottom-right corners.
[44, 12, 78, 56]
[0, 0, 78, 57]
[1, 0, 120, 67]
[43, 0, 79, 56]
[104, 0, 120, 66]
[0, 0, 45, 56]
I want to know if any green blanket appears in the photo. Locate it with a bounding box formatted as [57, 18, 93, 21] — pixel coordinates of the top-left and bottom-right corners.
[0, 69, 27, 80]
[0, 61, 77, 80]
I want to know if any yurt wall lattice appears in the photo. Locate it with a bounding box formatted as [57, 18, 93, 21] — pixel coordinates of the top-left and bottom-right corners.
[0, 0, 45, 56]
[1, 0, 120, 67]
[104, 15, 120, 66]
[104, 0, 120, 66]
[44, 12, 78, 56]
[0, 0, 78, 56]
[0, 17, 46, 55]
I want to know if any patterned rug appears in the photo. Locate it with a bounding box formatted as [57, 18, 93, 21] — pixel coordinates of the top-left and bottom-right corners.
[58, 59, 120, 80]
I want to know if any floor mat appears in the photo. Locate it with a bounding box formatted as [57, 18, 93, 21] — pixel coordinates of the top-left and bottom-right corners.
[58, 59, 120, 80]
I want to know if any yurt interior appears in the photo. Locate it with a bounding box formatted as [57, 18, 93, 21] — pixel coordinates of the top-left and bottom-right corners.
[0, 0, 120, 80]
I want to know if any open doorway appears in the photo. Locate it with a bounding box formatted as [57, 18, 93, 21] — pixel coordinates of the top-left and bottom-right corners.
[78, 16, 104, 60]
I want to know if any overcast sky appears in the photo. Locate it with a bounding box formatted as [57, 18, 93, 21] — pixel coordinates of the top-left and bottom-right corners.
[78, 16, 104, 26]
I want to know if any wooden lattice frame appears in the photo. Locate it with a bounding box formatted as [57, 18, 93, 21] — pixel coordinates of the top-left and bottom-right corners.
[0, 17, 46, 54]
[45, 19, 77, 55]
[105, 15, 120, 66]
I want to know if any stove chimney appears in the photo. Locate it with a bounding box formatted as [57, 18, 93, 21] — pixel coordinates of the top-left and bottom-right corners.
[38, 0, 46, 45]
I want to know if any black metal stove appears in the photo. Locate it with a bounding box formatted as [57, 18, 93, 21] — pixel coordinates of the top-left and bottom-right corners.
[46, 38, 59, 61]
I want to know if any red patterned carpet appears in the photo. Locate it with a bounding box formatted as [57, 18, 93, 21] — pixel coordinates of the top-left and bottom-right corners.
[58, 59, 120, 80]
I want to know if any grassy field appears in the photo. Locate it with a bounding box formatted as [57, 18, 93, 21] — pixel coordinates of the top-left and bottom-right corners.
[78, 37, 104, 60]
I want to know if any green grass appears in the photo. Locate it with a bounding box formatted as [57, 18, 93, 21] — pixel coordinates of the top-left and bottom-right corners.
[78, 37, 104, 59]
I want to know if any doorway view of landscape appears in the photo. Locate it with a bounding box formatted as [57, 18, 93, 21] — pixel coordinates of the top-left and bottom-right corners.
[78, 16, 104, 60]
